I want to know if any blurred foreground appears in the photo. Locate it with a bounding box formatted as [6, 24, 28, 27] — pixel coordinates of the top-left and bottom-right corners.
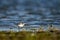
[0, 31, 60, 40]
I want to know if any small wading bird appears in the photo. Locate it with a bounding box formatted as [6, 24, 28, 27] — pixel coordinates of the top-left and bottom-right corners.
[18, 22, 26, 31]
[18, 22, 25, 27]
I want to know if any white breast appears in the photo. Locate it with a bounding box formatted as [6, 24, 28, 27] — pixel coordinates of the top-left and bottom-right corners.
[18, 23, 25, 27]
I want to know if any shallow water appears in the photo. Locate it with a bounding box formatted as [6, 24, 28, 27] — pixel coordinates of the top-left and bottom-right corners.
[0, 0, 60, 31]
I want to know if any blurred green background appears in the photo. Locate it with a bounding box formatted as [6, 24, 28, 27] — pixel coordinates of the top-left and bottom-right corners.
[0, 31, 60, 40]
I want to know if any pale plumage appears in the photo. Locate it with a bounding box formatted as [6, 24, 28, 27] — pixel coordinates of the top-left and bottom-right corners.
[18, 23, 25, 27]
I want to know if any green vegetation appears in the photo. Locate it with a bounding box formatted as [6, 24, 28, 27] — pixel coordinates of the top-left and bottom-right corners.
[0, 31, 60, 40]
